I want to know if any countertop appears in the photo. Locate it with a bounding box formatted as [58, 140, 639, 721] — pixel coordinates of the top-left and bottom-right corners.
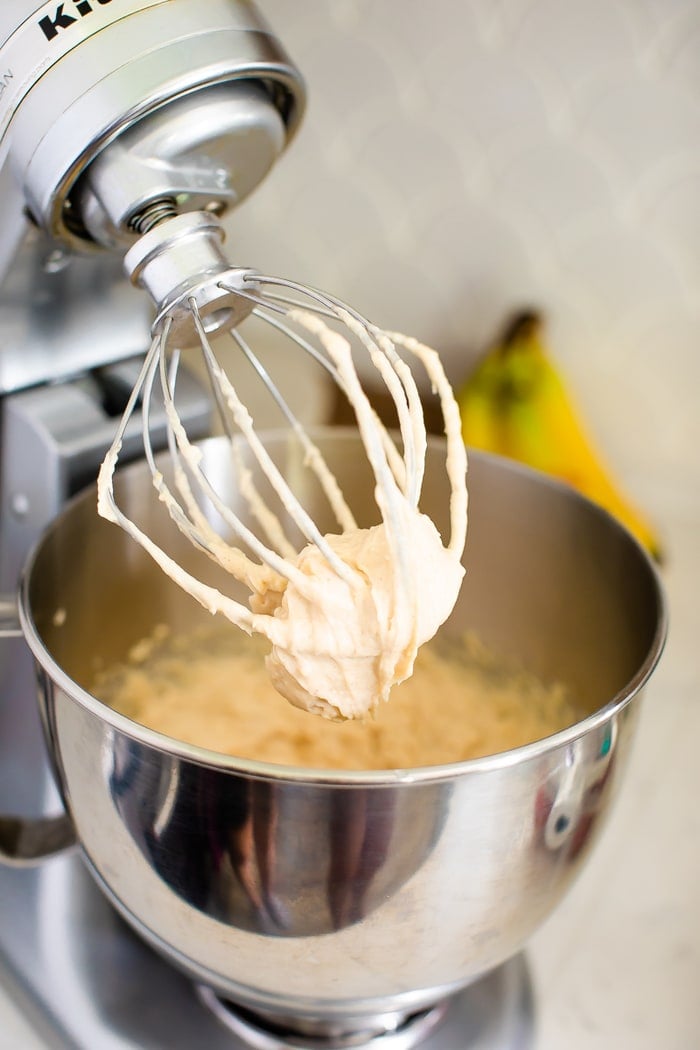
[1, 491, 697, 1050]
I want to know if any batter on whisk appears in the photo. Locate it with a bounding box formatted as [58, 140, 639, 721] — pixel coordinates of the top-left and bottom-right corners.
[243, 312, 466, 720]
[253, 470, 464, 721]
[97, 216, 467, 721]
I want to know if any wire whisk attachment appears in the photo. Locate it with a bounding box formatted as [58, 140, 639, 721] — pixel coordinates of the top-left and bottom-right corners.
[98, 212, 467, 720]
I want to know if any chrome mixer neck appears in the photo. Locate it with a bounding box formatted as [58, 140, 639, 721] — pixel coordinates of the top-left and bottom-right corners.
[123, 210, 256, 347]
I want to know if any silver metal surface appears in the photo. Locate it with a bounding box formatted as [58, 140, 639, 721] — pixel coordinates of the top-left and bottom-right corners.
[0, 357, 211, 588]
[197, 986, 450, 1049]
[0, 851, 533, 1049]
[10, 431, 666, 1039]
[0, 359, 210, 831]
[78, 80, 288, 250]
[0, 226, 151, 394]
[0, 0, 305, 249]
[123, 212, 257, 345]
[196, 966, 534, 1050]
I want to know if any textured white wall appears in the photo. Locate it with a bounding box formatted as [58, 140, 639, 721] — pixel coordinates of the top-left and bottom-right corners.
[224, 0, 700, 499]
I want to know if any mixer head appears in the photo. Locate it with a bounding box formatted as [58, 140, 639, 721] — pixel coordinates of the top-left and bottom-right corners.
[0, 1, 305, 388]
[0, 0, 305, 261]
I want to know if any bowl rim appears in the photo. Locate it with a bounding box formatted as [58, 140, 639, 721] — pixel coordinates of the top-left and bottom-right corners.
[17, 434, 669, 786]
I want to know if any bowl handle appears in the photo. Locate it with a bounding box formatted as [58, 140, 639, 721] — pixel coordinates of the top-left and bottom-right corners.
[0, 813, 77, 867]
[0, 595, 22, 639]
[0, 593, 78, 866]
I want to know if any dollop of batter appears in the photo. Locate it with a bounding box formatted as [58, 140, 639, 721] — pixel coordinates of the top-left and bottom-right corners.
[255, 511, 464, 720]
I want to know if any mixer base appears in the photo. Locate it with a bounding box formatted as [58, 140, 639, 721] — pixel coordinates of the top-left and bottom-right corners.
[196, 987, 449, 1049]
[197, 958, 533, 1050]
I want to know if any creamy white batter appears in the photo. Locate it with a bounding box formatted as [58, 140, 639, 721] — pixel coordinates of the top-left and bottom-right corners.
[93, 626, 583, 771]
[97, 306, 467, 721]
[256, 509, 463, 719]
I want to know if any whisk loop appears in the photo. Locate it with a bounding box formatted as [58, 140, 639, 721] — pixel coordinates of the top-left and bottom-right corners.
[100, 217, 467, 719]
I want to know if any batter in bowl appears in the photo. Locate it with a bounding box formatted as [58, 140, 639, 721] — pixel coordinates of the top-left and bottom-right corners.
[93, 625, 583, 771]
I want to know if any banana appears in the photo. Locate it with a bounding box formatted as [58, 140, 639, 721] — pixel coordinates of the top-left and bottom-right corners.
[457, 311, 663, 561]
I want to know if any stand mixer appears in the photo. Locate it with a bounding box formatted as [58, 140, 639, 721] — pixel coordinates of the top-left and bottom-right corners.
[0, 4, 667, 1049]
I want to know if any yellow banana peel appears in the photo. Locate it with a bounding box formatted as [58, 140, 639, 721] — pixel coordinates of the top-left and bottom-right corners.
[457, 311, 663, 562]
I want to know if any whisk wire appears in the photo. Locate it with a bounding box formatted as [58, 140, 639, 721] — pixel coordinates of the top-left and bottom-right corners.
[157, 321, 307, 587]
[191, 305, 357, 587]
[251, 302, 412, 498]
[257, 277, 419, 500]
[229, 324, 357, 535]
[135, 328, 277, 591]
[220, 273, 427, 506]
[190, 305, 299, 561]
[385, 330, 468, 558]
[97, 332, 261, 632]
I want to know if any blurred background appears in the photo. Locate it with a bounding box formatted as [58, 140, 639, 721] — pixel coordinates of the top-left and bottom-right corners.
[221, 0, 699, 516]
[221, 3, 699, 1046]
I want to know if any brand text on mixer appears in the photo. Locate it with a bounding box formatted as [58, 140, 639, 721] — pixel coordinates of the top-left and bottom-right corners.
[39, 0, 115, 42]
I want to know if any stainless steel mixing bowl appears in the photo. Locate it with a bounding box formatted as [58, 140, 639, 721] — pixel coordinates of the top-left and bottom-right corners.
[10, 429, 666, 1039]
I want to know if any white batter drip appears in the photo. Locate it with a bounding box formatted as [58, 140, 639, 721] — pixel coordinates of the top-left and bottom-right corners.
[97, 308, 467, 721]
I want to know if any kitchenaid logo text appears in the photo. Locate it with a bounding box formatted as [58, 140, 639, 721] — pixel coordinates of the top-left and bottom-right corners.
[39, 0, 115, 42]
